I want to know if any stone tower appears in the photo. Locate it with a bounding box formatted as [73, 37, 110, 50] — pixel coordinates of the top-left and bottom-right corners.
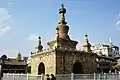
[31, 4, 97, 75]
[83, 33, 92, 52]
[57, 4, 70, 40]
[47, 4, 78, 49]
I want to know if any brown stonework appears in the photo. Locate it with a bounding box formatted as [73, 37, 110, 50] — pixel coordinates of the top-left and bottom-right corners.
[31, 49, 56, 75]
[31, 48, 97, 75]
[56, 49, 97, 74]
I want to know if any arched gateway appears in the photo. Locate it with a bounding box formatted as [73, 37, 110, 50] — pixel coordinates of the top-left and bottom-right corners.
[73, 62, 83, 74]
[38, 62, 45, 75]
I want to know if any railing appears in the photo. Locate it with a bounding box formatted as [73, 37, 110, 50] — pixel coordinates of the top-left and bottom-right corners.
[56, 73, 95, 80]
[2, 73, 120, 80]
[56, 73, 120, 80]
[2, 73, 44, 80]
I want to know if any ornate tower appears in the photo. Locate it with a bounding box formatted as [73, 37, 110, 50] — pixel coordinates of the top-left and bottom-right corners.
[57, 4, 70, 40]
[31, 4, 98, 75]
[83, 33, 92, 52]
[35, 36, 43, 52]
[47, 4, 78, 49]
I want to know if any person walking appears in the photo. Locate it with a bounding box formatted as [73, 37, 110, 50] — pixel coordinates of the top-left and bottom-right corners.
[50, 74, 56, 80]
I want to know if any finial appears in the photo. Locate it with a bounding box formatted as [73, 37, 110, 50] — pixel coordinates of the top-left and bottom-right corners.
[85, 33, 88, 37]
[38, 36, 41, 39]
[38, 36, 41, 44]
[85, 33, 88, 40]
[61, 4, 64, 8]
[59, 4, 67, 24]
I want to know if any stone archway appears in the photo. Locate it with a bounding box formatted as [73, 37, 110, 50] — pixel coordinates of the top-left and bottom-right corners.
[73, 62, 83, 74]
[38, 62, 45, 75]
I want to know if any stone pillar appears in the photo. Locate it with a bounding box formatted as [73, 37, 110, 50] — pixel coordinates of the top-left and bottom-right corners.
[0, 65, 3, 80]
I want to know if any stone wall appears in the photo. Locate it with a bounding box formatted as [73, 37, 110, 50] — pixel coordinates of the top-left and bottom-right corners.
[31, 49, 56, 75]
[31, 48, 97, 75]
[56, 50, 97, 74]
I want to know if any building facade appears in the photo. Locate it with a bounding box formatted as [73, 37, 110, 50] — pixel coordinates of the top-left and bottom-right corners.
[96, 56, 117, 73]
[91, 40, 119, 73]
[30, 4, 98, 75]
[91, 41, 119, 57]
[0, 53, 27, 74]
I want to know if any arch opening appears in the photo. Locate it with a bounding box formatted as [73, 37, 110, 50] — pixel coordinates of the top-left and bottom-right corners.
[73, 62, 83, 74]
[38, 62, 45, 75]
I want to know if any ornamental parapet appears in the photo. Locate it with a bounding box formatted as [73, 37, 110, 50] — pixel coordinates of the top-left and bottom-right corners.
[55, 46, 80, 53]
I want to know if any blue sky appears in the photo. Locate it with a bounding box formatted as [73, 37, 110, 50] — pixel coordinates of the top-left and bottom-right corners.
[0, 0, 120, 57]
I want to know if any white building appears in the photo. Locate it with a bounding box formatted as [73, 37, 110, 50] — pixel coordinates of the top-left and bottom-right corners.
[91, 38, 119, 57]
[27, 57, 32, 67]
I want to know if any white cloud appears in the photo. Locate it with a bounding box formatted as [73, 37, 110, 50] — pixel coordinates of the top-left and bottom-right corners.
[26, 34, 38, 41]
[7, 0, 13, 5]
[8, 2, 12, 5]
[116, 21, 120, 26]
[0, 26, 11, 37]
[0, 8, 13, 37]
[116, 12, 120, 30]
[76, 42, 83, 50]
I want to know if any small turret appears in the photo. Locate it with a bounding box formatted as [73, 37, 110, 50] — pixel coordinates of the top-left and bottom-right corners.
[83, 33, 92, 52]
[36, 36, 43, 52]
[16, 52, 22, 61]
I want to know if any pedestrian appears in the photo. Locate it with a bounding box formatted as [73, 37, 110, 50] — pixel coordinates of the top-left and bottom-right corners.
[50, 74, 56, 80]
[46, 74, 50, 80]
